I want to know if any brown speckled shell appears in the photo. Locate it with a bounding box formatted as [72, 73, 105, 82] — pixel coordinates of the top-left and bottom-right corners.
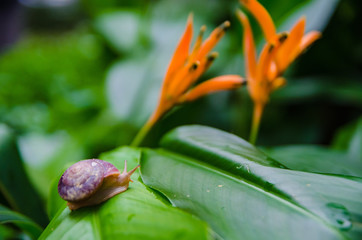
[58, 159, 120, 202]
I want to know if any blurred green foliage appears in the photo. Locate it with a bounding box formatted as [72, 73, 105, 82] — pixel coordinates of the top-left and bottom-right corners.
[0, 0, 361, 238]
[0, 124, 47, 226]
[0, 204, 43, 239]
[0, 29, 106, 133]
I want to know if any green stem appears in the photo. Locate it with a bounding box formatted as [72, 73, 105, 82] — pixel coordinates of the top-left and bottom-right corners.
[131, 103, 170, 147]
[130, 122, 153, 147]
[249, 103, 264, 145]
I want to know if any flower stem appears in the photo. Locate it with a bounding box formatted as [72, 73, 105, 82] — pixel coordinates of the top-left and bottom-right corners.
[130, 122, 153, 147]
[131, 102, 169, 147]
[249, 103, 264, 145]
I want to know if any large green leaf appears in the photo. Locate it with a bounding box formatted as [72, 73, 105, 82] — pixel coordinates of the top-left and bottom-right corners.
[0, 124, 48, 227]
[0, 204, 43, 240]
[141, 125, 362, 239]
[265, 145, 362, 177]
[41, 147, 212, 240]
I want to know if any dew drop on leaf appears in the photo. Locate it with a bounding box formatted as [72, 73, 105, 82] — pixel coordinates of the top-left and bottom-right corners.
[326, 202, 352, 230]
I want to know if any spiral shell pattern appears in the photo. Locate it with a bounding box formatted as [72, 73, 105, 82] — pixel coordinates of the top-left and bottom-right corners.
[58, 159, 106, 202]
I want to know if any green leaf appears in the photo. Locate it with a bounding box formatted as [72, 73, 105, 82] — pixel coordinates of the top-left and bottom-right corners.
[0, 29, 106, 131]
[0, 28, 108, 199]
[105, 58, 160, 128]
[0, 224, 14, 240]
[0, 204, 43, 240]
[41, 147, 212, 240]
[0, 124, 48, 227]
[47, 174, 67, 220]
[333, 117, 362, 162]
[94, 11, 142, 54]
[277, 0, 340, 32]
[104, 17, 187, 129]
[272, 77, 362, 106]
[141, 125, 362, 239]
[265, 145, 362, 177]
[18, 131, 84, 199]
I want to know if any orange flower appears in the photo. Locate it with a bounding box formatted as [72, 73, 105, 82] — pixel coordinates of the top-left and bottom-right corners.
[238, 0, 321, 143]
[131, 14, 245, 146]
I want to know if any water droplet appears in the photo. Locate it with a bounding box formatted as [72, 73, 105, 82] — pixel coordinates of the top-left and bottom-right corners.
[186, 194, 190, 198]
[326, 202, 352, 230]
[206, 189, 210, 193]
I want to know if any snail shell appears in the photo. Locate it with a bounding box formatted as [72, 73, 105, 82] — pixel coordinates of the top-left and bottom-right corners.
[58, 159, 139, 210]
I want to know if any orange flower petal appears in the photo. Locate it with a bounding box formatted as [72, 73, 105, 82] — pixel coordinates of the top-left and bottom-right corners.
[178, 75, 245, 103]
[298, 31, 321, 56]
[189, 25, 206, 63]
[164, 13, 193, 87]
[275, 17, 306, 73]
[173, 51, 219, 98]
[271, 77, 286, 91]
[266, 61, 278, 81]
[167, 61, 199, 98]
[237, 10, 257, 80]
[191, 52, 219, 84]
[256, 42, 278, 82]
[240, 0, 277, 43]
[281, 31, 321, 71]
[147, 97, 174, 128]
[196, 21, 230, 60]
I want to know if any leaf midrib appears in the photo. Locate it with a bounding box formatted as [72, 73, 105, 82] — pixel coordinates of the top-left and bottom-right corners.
[148, 149, 347, 240]
[92, 211, 103, 240]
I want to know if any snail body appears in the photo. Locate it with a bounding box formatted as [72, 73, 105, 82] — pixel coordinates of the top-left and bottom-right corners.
[58, 159, 139, 210]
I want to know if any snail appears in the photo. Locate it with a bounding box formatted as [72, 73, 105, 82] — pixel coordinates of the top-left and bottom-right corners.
[58, 159, 139, 210]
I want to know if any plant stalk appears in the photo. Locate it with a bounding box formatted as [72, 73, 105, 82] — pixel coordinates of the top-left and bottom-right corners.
[249, 102, 264, 145]
[130, 121, 153, 147]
